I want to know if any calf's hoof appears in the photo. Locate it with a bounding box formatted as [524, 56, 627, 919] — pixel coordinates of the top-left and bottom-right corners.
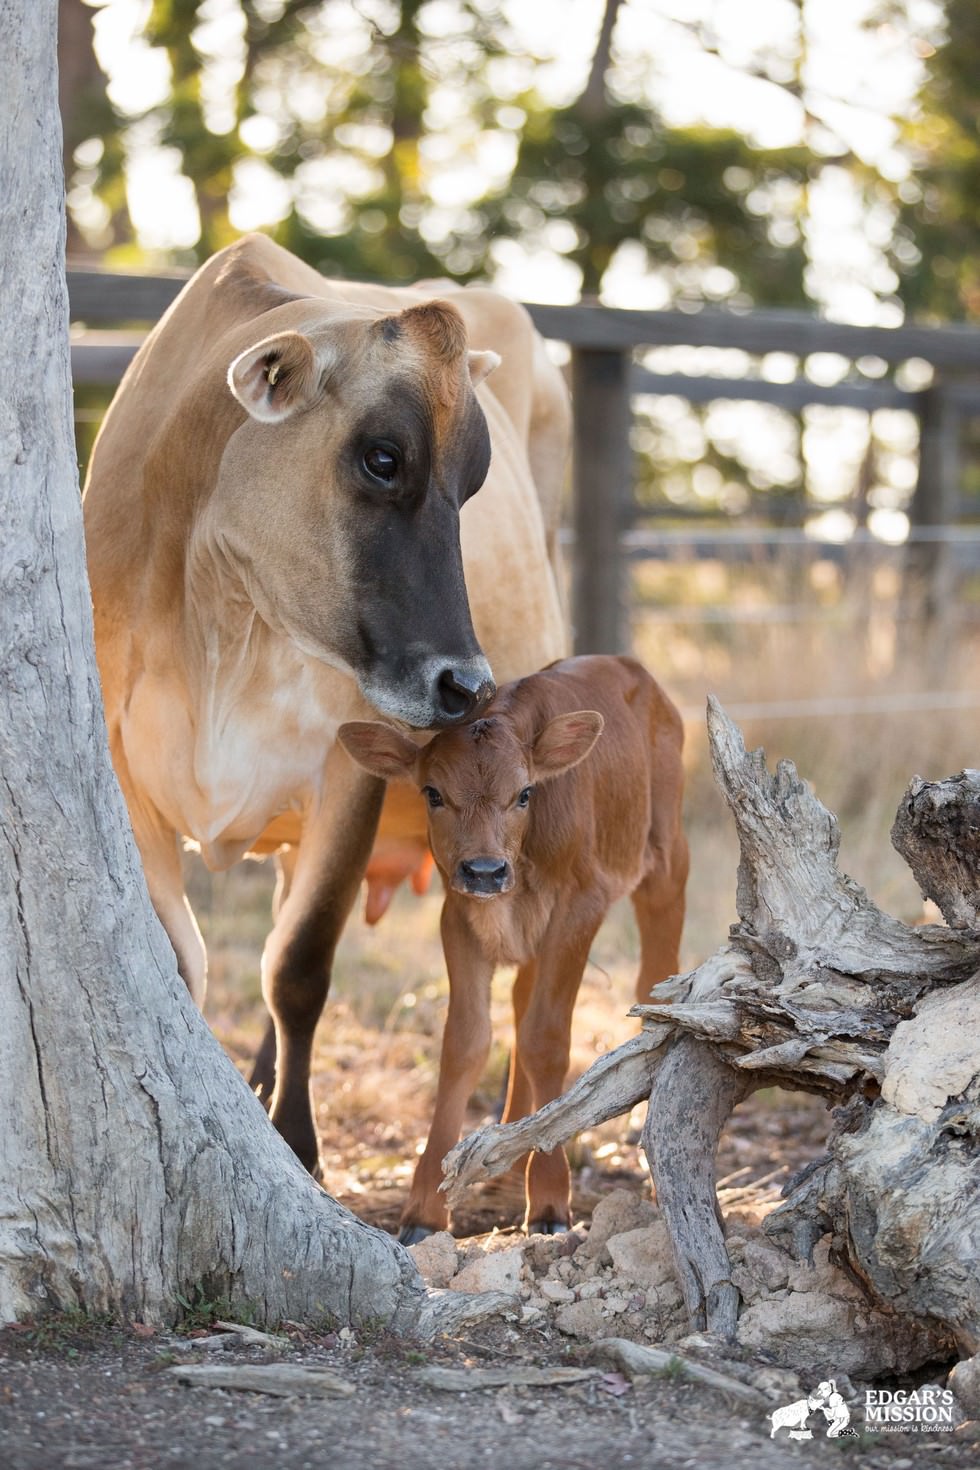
[397, 1223, 436, 1247]
[526, 1220, 569, 1237]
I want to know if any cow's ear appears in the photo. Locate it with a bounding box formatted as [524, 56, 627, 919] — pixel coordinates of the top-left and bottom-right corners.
[531, 710, 604, 780]
[337, 722, 423, 783]
[468, 349, 500, 387]
[228, 330, 325, 423]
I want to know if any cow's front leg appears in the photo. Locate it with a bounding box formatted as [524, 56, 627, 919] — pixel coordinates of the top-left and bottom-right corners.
[399, 899, 493, 1243]
[250, 845, 299, 1105]
[260, 747, 385, 1172]
[115, 747, 207, 1006]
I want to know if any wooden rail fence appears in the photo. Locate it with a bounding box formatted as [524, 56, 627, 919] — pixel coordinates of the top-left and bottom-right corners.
[67, 267, 980, 654]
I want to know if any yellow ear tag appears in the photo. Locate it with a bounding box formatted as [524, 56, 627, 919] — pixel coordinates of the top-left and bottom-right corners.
[266, 362, 280, 387]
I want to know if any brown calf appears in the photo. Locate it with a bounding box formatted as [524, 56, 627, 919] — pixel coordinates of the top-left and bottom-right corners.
[339, 654, 688, 1242]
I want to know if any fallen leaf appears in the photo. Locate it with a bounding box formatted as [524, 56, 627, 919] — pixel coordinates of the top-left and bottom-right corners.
[599, 1372, 632, 1398]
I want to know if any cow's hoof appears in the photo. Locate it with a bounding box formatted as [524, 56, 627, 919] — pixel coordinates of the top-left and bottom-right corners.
[526, 1220, 569, 1236]
[398, 1224, 435, 1247]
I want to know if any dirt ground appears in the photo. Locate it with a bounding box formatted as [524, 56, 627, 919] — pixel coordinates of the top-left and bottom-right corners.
[0, 1300, 974, 1470]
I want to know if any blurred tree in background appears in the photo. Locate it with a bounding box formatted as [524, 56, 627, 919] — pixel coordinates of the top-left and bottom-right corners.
[890, 0, 980, 322]
[60, 0, 813, 307]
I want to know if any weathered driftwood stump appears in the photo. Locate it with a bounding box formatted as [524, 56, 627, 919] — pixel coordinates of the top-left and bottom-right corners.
[443, 698, 980, 1355]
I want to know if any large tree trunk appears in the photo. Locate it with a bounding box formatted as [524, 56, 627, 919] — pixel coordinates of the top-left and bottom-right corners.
[0, 0, 465, 1337]
[444, 699, 980, 1358]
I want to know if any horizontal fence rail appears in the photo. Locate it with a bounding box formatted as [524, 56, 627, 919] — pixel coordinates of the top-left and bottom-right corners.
[675, 689, 980, 725]
[67, 266, 980, 655]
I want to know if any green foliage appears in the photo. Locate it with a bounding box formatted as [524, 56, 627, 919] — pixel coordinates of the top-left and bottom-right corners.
[64, 0, 812, 309]
[173, 1285, 253, 1332]
[493, 96, 809, 303]
[10, 1309, 120, 1354]
[891, 0, 980, 320]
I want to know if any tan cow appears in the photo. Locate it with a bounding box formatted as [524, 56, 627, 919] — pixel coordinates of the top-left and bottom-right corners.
[83, 233, 567, 1172]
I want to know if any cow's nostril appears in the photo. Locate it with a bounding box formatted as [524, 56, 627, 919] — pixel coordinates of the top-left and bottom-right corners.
[436, 667, 495, 722]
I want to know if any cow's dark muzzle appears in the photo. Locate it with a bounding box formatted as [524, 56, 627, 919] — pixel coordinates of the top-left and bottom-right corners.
[433, 665, 495, 725]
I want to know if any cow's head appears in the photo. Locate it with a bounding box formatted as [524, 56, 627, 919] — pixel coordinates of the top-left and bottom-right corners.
[338, 710, 604, 897]
[216, 296, 501, 727]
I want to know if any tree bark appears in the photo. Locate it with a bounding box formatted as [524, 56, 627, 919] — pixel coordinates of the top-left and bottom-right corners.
[891, 769, 980, 930]
[0, 0, 463, 1336]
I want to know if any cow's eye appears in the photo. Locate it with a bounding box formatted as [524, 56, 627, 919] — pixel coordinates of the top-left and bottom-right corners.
[516, 786, 533, 808]
[422, 785, 444, 809]
[362, 445, 400, 484]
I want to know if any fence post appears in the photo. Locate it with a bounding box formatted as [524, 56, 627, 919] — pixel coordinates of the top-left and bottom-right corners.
[570, 346, 632, 653]
[908, 380, 960, 624]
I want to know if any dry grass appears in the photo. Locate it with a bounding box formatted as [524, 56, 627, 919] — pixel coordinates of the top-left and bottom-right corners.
[192, 561, 978, 1234]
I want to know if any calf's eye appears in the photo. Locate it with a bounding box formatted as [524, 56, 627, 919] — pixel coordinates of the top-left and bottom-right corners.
[516, 786, 532, 808]
[422, 785, 444, 809]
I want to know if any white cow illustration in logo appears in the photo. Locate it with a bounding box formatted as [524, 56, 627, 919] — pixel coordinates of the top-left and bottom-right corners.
[769, 1380, 855, 1439]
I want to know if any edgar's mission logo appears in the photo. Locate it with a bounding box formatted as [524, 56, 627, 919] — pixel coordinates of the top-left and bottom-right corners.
[769, 1380, 857, 1440]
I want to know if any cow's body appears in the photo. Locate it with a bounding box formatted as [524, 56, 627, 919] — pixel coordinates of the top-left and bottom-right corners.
[83, 233, 567, 1170]
[340, 654, 688, 1238]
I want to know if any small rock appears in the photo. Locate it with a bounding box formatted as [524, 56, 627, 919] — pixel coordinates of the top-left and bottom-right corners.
[555, 1298, 610, 1341]
[784, 1240, 862, 1299]
[751, 1367, 803, 1401]
[408, 1231, 459, 1289]
[520, 1303, 545, 1326]
[605, 1223, 676, 1291]
[579, 1189, 659, 1262]
[449, 1246, 525, 1296]
[953, 1420, 980, 1443]
[576, 1281, 604, 1301]
[656, 1277, 684, 1313]
[523, 1235, 565, 1272]
[741, 1239, 791, 1293]
[676, 1332, 726, 1356]
[601, 1295, 629, 1315]
[731, 1264, 765, 1306]
[949, 1355, 980, 1419]
[538, 1280, 575, 1305]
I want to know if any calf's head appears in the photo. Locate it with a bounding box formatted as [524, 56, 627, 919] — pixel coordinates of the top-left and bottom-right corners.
[339, 709, 603, 897]
[216, 294, 500, 727]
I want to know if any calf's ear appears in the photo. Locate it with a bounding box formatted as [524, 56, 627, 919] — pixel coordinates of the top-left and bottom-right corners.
[531, 710, 604, 780]
[338, 721, 424, 782]
[228, 330, 328, 423]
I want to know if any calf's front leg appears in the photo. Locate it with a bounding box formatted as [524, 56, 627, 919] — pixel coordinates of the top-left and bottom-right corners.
[516, 906, 602, 1234]
[398, 899, 494, 1245]
[260, 748, 385, 1173]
